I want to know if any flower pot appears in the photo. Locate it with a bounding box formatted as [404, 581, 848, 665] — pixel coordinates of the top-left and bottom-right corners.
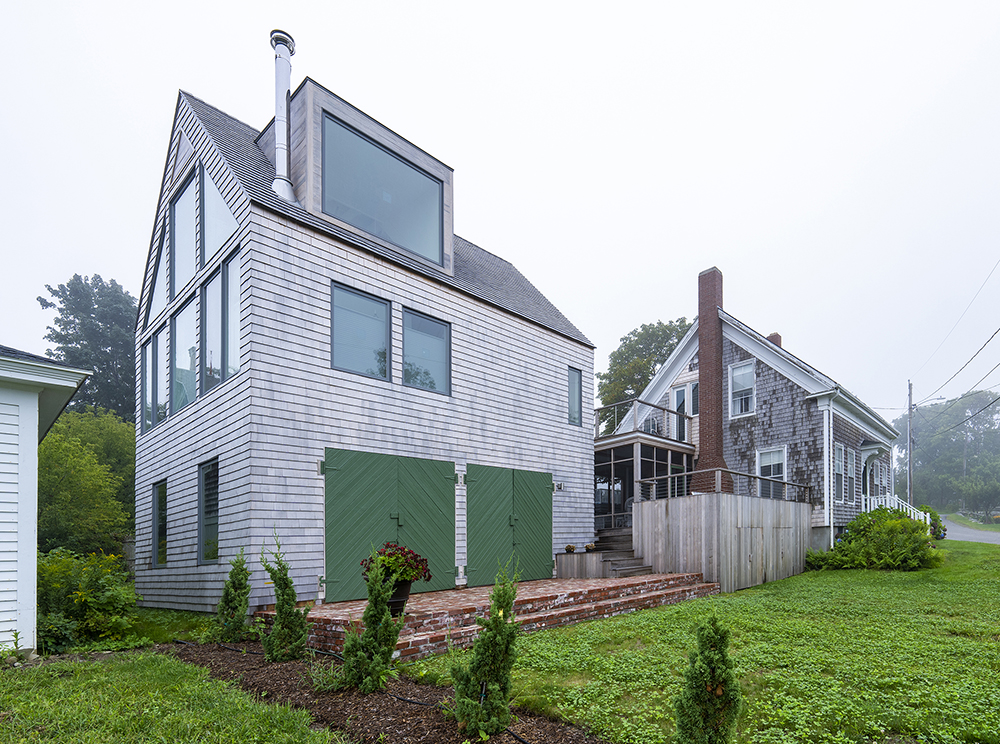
[387, 579, 412, 617]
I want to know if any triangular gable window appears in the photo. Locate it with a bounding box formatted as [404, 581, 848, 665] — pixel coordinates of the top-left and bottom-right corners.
[202, 170, 238, 264]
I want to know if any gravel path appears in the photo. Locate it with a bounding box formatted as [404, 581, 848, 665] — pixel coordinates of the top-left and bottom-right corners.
[941, 515, 1000, 545]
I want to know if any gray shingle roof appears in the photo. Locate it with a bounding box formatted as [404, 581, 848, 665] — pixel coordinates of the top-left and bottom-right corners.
[0, 344, 80, 369]
[181, 92, 593, 348]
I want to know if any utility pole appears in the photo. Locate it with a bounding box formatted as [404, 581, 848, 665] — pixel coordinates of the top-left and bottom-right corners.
[907, 380, 913, 506]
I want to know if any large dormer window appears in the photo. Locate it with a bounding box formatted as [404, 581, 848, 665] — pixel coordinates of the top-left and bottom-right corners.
[322, 114, 443, 266]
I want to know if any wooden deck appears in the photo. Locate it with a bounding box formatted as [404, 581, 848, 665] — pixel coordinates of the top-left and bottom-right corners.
[258, 573, 719, 662]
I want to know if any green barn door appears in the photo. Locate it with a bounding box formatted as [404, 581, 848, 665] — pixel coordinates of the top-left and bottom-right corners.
[324, 448, 456, 602]
[467, 465, 554, 586]
[466, 464, 515, 587]
[513, 470, 554, 581]
[398, 456, 456, 593]
[324, 448, 398, 602]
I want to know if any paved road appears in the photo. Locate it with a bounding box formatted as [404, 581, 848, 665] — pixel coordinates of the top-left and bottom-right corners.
[941, 515, 1000, 545]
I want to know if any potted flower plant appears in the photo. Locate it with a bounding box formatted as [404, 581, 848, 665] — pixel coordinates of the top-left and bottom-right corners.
[360, 542, 432, 616]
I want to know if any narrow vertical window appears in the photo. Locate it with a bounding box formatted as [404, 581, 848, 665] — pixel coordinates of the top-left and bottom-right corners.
[332, 283, 389, 379]
[153, 481, 168, 566]
[153, 327, 168, 426]
[402, 309, 450, 394]
[690, 382, 699, 415]
[147, 237, 167, 326]
[674, 387, 686, 440]
[201, 170, 238, 264]
[224, 252, 241, 379]
[171, 299, 197, 413]
[835, 444, 845, 503]
[199, 459, 219, 563]
[848, 450, 856, 505]
[170, 175, 197, 298]
[201, 272, 222, 394]
[568, 367, 582, 426]
[141, 342, 153, 431]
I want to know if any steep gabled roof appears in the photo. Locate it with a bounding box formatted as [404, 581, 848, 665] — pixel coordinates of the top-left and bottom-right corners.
[0, 345, 90, 440]
[630, 308, 897, 441]
[161, 91, 592, 348]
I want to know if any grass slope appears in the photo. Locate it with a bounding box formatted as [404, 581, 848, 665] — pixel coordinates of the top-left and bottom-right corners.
[409, 541, 1000, 744]
[946, 513, 1000, 532]
[0, 652, 338, 744]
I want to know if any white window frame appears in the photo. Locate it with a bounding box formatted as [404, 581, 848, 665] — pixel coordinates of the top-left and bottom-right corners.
[756, 445, 786, 499]
[729, 361, 755, 419]
[834, 443, 845, 503]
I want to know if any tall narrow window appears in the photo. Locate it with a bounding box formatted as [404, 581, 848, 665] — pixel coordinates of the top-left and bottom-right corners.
[153, 481, 168, 566]
[848, 450, 856, 505]
[332, 284, 389, 379]
[759, 448, 785, 499]
[674, 387, 686, 440]
[731, 361, 755, 417]
[147, 237, 167, 326]
[199, 459, 219, 563]
[224, 252, 241, 378]
[171, 299, 197, 413]
[691, 382, 699, 416]
[835, 443, 845, 502]
[141, 341, 153, 431]
[202, 272, 222, 393]
[403, 309, 450, 394]
[201, 171, 238, 264]
[154, 327, 168, 425]
[170, 175, 197, 297]
[568, 367, 582, 426]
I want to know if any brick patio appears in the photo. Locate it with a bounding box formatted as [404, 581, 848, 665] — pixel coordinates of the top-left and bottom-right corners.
[261, 573, 719, 662]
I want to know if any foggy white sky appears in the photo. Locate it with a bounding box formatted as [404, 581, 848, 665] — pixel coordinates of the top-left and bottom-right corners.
[4, 1, 1000, 425]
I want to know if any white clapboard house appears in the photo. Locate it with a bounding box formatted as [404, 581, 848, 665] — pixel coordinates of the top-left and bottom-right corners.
[133, 32, 595, 611]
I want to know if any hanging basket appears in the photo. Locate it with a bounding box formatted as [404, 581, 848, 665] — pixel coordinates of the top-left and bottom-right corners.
[387, 579, 413, 617]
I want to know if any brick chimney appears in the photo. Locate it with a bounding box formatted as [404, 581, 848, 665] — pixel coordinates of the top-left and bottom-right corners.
[767, 332, 782, 348]
[692, 267, 733, 493]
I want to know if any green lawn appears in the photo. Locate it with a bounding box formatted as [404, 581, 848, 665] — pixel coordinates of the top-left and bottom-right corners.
[0, 652, 343, 744]
[947, 512, 1000, 532]
[409, 541, 1000, 744]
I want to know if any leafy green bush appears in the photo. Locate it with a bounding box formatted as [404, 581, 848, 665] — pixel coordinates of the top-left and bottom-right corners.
[37, 548, 140, 653]
[260, 536, 310, 662]
[451, 562, 520, 737]
[806, 507, 941, 571]
[920, 504, 947, 540]
[214, 547, 251, 642]
[335, 544, 403, 693]
[673, 615, 742, 744]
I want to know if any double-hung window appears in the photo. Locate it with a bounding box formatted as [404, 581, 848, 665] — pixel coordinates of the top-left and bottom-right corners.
[332, 284, 390, 379]
[758, 448, 785, 499]
[402, 309, 450, 394]
[730, 361, 755, 417]
[199, 459, 219, 563]
[568, 367, 582, 426]
[835, 443, 845, 502]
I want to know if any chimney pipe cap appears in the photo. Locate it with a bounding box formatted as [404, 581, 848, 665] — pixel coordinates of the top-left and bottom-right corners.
[270, 29, 295, 55]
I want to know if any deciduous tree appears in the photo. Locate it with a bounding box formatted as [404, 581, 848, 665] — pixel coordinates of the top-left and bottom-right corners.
[596, 318, 692, 407]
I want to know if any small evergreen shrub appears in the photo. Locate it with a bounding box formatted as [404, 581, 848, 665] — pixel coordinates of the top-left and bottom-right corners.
[920, 505, 947, 540]
[37, 548, 140, 654]
[260, 536, 310, 662]
[214, 547, 251, 642]
[673, 615, 742, 744]
[806, 507, 942, 571]
[451, 562, 520, 737]
[337, 545, 404, 693]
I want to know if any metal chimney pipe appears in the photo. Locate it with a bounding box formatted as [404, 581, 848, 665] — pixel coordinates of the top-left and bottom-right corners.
[270, 29, 296, 202]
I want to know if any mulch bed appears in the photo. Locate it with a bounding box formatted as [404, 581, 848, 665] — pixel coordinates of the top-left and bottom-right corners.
[161, 641, 612, 744]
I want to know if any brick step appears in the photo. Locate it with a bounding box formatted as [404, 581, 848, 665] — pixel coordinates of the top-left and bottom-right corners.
[394, 582, 720, 661]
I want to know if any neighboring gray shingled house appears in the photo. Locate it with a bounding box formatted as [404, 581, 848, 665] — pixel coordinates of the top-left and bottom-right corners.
[133, 44, 595, 611]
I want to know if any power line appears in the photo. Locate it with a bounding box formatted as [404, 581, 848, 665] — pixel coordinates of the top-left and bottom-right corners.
[938, 393, 1000, 434]
[916, 325, 1000, 405]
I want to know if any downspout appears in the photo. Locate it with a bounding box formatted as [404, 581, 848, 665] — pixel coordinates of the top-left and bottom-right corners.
[824, 405, 832, 549]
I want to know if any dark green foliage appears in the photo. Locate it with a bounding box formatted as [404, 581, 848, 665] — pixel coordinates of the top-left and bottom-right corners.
[673, 615, 742, 744]
[38, 274, 138, 422]
[37, 549, 140, 654]
[806, 507, 942, 571]
[260, 537, 310, 662]
[338, 546, 403, 693]
[37, 431, 128, 555]
[451, 563, 520, 737]
[596, 318, 692, 406]
[920, 504, 947, 540]
[215, 548, 251, 642]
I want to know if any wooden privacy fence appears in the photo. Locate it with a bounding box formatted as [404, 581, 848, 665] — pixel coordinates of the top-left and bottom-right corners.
[632, 471, 813, 593]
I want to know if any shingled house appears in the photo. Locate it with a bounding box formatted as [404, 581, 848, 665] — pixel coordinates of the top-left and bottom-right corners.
[598, 267, 915, 561]
[133, 32, 594, 611]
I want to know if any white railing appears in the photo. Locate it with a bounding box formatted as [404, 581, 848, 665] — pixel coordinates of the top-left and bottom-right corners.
[864, 494, 930, 524]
